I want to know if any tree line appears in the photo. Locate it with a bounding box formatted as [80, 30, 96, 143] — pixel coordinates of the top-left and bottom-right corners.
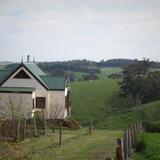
[119, 59, 160, 107]
[5, 59, 160, 82]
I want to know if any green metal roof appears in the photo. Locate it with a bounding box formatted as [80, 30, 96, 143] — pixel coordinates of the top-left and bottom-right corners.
[40, 76, 65, 90]
[23, 63, 48, 88]
[0, 87, 35, 93]
[0, 63, 66, 90]
[24, 63, 65, 90]
[0, 70, 12, 84]
[24, 63, 46, 76]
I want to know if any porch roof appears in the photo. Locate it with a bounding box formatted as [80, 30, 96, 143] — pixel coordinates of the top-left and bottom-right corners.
[40, 76, 65, 90]
[0, 87, 35, 93]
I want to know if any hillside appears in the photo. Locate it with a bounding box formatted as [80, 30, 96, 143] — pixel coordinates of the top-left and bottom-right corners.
[70, 80, 160, 129]
[97, 100, 160, 129]
[70, 79, 129, 126]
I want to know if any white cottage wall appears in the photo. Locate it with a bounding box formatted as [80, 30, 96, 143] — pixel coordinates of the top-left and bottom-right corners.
[0, 93, 33, 117]
[48, 91, 66, 119]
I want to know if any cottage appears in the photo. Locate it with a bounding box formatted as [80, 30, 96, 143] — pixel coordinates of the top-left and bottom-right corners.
[0, 62, 70, 119]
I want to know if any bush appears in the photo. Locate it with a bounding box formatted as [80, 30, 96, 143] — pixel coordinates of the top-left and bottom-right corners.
[108, 73, 122, 79]
[63, 117, 80, 129]
[135, 139, 146, 152]
[145, 121, 160, 133]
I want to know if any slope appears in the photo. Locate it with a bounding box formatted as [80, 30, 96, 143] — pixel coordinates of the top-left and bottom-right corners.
[70, 80, 160, 129]
[70, 79, 129, 125]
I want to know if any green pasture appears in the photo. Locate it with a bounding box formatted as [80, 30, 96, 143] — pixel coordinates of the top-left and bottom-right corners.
[133, 133, 160, 160]
[0, 129, 122, 160]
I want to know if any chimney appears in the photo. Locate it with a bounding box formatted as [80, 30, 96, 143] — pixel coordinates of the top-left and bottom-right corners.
[27, 55, 30, 63]
[33, 57, 35, 63]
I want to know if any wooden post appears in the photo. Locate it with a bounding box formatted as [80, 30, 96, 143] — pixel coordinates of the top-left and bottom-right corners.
[33, 116, 38, 137]
[126, 130, 129, 160]
[23, 117, 26, 140]
[129, 125, 133, 149]
[142, 121, 145, 132]
[123, 130, 128, 160]
[137, 122, 140, 135]
[59, 120, 62, 145]
[116, 138, 124, 160]
[140, 122, 143, 133]
[135, 123, 138, 144]
[89, 119, 92, 135]
[17, 119, 20, 141]
[133, 123, 137, 148]
[128, 127, 132, 157]
[43, 111, 46, 136]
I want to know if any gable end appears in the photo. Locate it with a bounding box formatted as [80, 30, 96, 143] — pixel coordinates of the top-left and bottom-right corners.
[13, 69, 31, 79]
[0, 63, 48, 90]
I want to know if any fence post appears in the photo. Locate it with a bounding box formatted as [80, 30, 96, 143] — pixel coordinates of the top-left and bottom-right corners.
[133, 123, 137, 148]
[140, 122, 143, 133]
[142, 121, 145, 132]
[23, 117, 26, 140]
[137, 122, 140, 135]
[59, 120, 62, 145]
[89, 119, 92, 135]
[43, 111, 46, 136]
[116, 138, 124, 160]
[123, 130, 129, 160]
[130, 124, 135, 149]
[128, 127, 132, 157]
[33, 116, 38, 137]
[116, 122, 145, 160]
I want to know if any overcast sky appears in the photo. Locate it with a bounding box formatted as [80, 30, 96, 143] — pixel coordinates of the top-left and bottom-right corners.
[0, 0, 160, 62]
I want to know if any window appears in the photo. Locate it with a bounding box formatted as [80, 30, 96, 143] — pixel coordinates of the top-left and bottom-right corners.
[13, 69, 31, 79]
[36, 97, 46, 109]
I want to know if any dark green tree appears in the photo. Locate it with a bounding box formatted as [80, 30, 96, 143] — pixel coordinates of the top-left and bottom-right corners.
[119, 59, 151, 106]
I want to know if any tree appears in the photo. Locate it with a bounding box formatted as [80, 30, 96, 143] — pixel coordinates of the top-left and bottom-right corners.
[0, 94, 28, 141]
[119, 59, 151, 107]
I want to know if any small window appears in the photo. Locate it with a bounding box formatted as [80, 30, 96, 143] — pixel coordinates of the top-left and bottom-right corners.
[13, 69, 31, 79]
[36, 97, 46, 109]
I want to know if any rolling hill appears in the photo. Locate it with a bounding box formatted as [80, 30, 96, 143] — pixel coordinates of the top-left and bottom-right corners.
[70, 79, 129, 126]
[70, 79, 160, 129]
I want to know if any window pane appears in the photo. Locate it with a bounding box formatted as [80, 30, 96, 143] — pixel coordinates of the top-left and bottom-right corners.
[36, 97, 46, 109]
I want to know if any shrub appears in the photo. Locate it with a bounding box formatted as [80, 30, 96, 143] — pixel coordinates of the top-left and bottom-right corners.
[135, 139, 146, 152]
[63, 117, 80, 129]
[145, 121, 160, 133]
[34, 111, 45, 129]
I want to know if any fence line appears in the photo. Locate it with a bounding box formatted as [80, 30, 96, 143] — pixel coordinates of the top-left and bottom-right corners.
[116, 122, 145, 160]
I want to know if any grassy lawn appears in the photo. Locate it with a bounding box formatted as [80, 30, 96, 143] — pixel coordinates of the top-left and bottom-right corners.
[0, 129, 123, 160]
[70, 79, 129, 126]
[133, 133, 160, 160]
